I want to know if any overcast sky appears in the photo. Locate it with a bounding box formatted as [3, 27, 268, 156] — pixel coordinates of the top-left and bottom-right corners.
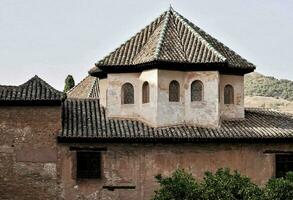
[0, 0, 292, 90]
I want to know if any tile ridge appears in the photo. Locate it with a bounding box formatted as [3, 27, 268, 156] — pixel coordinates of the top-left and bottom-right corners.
[20, 75, 62, 94]
[67, 75, 90, 94]
[88, 77, 99, 98]
[168, 11, 190, 61]
[171, 9, 226, 62]
[96, 12, 167, 66]
[154, 9, 171, 60]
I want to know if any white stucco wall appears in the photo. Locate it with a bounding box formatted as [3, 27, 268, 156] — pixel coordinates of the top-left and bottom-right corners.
[139, 70, 159, 125]
[98, 78, 108, 107]
[220, 75, 244, 119]
[184, 71, 220, 127]
[105, 70, 244, 128]
[106, 70, 159, 125]
[156, 70, 185, 126]
[107, 73, 141, 119]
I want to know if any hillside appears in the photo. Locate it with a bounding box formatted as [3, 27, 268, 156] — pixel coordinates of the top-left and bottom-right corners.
[245, 72, 293, 101]
[244, 72, 293, 114]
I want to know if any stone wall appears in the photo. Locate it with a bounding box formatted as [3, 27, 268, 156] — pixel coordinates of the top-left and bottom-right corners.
[59, 142, 292, 200]
[0, 106, 61, 199]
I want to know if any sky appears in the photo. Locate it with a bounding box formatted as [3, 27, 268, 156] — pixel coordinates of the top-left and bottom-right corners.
[0, 0, 292, 90]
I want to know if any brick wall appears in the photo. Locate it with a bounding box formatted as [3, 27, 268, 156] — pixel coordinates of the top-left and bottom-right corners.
[0, 106, 61, 199]
[58, 143, 293, 200]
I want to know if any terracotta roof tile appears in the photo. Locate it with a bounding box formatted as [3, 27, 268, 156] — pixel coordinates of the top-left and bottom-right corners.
[67, 76, 99, 99]
[90, 8, 255, 75]
[59, 99, 293, 142]
[0, 75, 64, 105]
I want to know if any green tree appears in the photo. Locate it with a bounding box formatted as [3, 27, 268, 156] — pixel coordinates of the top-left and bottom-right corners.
[152, 168, 263, 200]
[263, 172, 293, 200]
[201, 168, 263, 200]
[152, 169, 202, 200]
[63, 75, 75, 92]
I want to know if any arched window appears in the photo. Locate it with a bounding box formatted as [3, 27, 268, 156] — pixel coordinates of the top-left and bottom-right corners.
[191, 80, 203, 101]
[169, 80, 180, 102]
[121, 83, 134, 104]
[224, 84, 234, 104]
[142, 81, 150, 103]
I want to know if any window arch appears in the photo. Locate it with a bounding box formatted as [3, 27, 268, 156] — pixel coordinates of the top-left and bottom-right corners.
[121, 83, 134, 104]
[191, 80, 203, 101]
[142, 81, 150, 103]
[224, 84, 234, 104]
[169, 80, 180, 102]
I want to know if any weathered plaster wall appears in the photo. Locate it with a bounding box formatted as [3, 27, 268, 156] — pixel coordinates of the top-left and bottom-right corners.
[106, 70, 221, 127]
[220, 75, 245, 119]
[184, 71, 219, 127]
[99, 78, 108, 107]
[107, 73, 141, 119]
[139, 70, 158, 125]
[59, 143, 290, 200]
[106, 71, 159, 125]
[0, 106, 62, 199]
[157, 70, 185, 126]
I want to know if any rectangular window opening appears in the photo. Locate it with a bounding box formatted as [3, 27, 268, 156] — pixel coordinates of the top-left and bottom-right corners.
[76, 151, 101, 179]
[276, 154, 293, 178]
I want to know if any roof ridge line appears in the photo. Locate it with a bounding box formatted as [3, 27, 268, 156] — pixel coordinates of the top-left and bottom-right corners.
[169, 13, 191, 61]
[88, 77, 99, 99]
[171, 10, 227, 62]
[96, 12, 167, 66]
[67, 75, 90, 94]
[154, 9, 171, 59]
[87, 76, 97, 97]
[20, 75, 62, 94]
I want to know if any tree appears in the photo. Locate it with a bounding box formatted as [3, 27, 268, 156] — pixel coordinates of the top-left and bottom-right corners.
[64, 75, 75, 92]
[152, 168, 263, 200]
[263, 172, 293, 200]
[201, 168, 263, 200]
[152, 169, 202, 200]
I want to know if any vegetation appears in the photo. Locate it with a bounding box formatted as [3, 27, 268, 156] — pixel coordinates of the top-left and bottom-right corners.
[263, 172, 293, 200]
[63, 75, 75, 92]
[152, 168, 293, 200]
[245, 72, 293, 101]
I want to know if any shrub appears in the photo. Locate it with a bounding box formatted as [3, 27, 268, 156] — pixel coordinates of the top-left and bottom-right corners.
[201, 168, 263, 200]
[152, 169, 202, 200]
[152, 168, 263, 200]
[263, 172, 293, 200]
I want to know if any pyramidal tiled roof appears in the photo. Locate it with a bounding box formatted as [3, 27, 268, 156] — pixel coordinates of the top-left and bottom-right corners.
[90, 7, 255, 75]
[0, 75, 64, 105]
[67, 76, 99, 99]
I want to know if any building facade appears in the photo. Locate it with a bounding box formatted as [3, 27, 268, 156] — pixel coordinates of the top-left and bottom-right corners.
[1, 7, 293, 200]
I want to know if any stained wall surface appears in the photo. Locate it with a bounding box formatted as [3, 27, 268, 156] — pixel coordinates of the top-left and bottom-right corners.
[59, 143, 290, 200]
[220, 74, 245, 119]
[0, 106, 62, 199]
[106, 70, 222, 127]
[99, 78, 108, 107]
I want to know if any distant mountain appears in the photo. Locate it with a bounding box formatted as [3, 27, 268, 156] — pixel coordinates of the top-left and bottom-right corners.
[245, 72, 293, 101]
[244, 72, 293, 114]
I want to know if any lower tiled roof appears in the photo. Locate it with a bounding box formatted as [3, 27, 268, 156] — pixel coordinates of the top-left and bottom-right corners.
[67, 76, 99, 99]
[59, 99, 293, 143]
[0, 75, 64, 105]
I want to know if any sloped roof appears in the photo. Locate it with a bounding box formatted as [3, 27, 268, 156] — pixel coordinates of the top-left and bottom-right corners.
[58, 99, 293, 143]
[67, 76, 99, 99]
[90, 7, 255, 76]
[0, 75, 64, 105]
